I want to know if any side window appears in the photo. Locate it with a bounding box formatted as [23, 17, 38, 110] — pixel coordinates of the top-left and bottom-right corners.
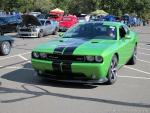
[123, 25, 129, 34]
[119, 26, 126, 38]
[45, 20, 51, 25]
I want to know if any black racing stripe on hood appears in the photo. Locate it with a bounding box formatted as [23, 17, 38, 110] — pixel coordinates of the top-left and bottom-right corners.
[62, 39, 87, 55]
[52, 39, 75, 72]
[61, 39, 88, 73]
[52, 38, 89, 73]
[52, 46, 66, 72]
[62, 46, 77, 55]
[53, 46, 65, 55]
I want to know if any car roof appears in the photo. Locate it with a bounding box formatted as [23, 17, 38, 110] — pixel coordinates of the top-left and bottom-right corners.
[39, 19, 49, 21]
[80, 21, 124, 27]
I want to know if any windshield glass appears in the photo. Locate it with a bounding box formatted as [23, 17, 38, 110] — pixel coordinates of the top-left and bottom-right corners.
[63, 23, 117, 40]
[40, 20, 45, 25]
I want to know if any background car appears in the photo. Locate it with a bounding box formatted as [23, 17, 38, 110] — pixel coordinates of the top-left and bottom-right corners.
[0, 36, 14, 55]
[17, 15, 59, 38]
[59, 15, 78, 31]
[29, 12, 41, 17]
[31, 21, 138, 85]
[0, 15, 22, 35]
[37, 14, 51, 19]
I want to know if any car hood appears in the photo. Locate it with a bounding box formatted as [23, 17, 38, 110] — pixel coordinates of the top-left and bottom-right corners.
[59, 21, 72, 28]
[33, 38, 117, 55]
[21, 15, 41, 26]
[0, 36, 14, 42]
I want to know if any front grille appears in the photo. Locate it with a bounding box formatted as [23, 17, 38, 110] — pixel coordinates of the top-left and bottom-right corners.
[44, 71, 88, 80]
[32, 52, 87, 62]
[20, 34, 31, 36]
[20, 29, 31, 32]
[47, 54, 85, 62]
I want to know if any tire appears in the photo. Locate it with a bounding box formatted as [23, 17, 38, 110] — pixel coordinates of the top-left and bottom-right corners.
[127, 45, 137, 65]
[0, 28, 4, 36]
[52, 28, 58, 35]
[36, 71, 48, 81]
[106, 55, 118, 85]
[0, 41, 11, 55]
[38, 31, 43, 38]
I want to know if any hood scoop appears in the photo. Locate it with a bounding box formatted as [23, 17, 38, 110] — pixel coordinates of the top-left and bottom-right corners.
[59, 40, 64, 42]
[91, 41, 99, 43]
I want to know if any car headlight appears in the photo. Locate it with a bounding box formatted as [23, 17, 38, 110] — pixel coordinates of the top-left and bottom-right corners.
[32, 52, 40, 58]
[86, 56, 95, 62]
[40, 53, 47, 58]
[95, 56, 103, 63]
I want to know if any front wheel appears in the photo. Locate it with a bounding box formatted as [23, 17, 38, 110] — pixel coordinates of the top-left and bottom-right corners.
[38, 31, 43, 38]
[106, 55, 118, 85]
[52, 28, 58, 35]
[0, 41, 11, 55]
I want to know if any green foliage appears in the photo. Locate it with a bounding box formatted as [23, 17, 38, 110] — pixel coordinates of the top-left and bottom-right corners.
[0, 0, 150, 19]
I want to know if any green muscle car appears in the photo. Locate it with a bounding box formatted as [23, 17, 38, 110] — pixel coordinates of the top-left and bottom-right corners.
[31, 21, 138, 84]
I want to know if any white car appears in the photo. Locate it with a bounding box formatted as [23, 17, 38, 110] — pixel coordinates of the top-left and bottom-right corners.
[17, 15, 59, 38]
[29, 12, 41, 17]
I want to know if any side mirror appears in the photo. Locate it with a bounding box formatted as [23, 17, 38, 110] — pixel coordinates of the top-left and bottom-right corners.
[125, 34, 131, 39]
[59, 32, 64, 37]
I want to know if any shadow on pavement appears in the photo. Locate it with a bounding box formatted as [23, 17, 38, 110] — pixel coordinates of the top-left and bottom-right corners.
[1, 63, 150, 108]
[1, 63, 97, 89]
[0, 84, 150, 108]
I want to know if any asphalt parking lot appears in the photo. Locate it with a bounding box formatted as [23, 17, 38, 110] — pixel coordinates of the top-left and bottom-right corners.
[0, 27, 150, 113]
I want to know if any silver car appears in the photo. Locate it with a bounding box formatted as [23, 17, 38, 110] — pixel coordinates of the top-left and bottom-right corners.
[18, 15, 59, 38]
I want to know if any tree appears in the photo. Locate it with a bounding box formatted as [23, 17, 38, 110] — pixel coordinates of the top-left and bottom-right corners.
[1, 0, 150, 19]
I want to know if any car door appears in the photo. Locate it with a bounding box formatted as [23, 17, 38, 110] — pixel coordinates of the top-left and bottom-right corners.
[45, 20, 52, 34]
[122, 25, 134, 57]
[118, 25, 133, 66]
[40, 20, 47, 35]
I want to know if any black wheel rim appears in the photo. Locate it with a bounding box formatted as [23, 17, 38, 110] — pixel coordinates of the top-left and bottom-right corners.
[39, 32, 43, 38]
[110, 57, 118, 81]
[133, 46, 137, 62]
[3, 41, 10, 55]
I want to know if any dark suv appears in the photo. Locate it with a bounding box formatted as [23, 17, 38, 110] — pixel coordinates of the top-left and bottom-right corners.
[0, 15, 22, 35]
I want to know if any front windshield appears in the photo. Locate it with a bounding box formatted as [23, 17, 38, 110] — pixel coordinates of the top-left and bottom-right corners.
[40, 20, 45, 25]
[63, 23, 117, 40]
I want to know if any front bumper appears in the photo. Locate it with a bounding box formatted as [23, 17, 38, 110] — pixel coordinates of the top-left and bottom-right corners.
[32, 59, 108, 83]
[18, 31, 39, 38]
[38, 74, 108, 84]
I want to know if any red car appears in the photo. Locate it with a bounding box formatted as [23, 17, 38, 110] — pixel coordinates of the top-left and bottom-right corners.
[49, 8, 64, 22]
[59, 15, 78, 31]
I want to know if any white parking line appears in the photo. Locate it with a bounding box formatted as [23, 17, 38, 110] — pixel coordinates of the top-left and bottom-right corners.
[138, 52, 150, 56]
[124, 66, 150, 75]
[137, 59, 150, 64]
[0, 52, 31, 61]
[119, 76, 150, 80]
[138, 43, 148, 46]
[18, 55, 29, 61]
[138, 47, 150, 51]
[0, 66, 34, 71]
